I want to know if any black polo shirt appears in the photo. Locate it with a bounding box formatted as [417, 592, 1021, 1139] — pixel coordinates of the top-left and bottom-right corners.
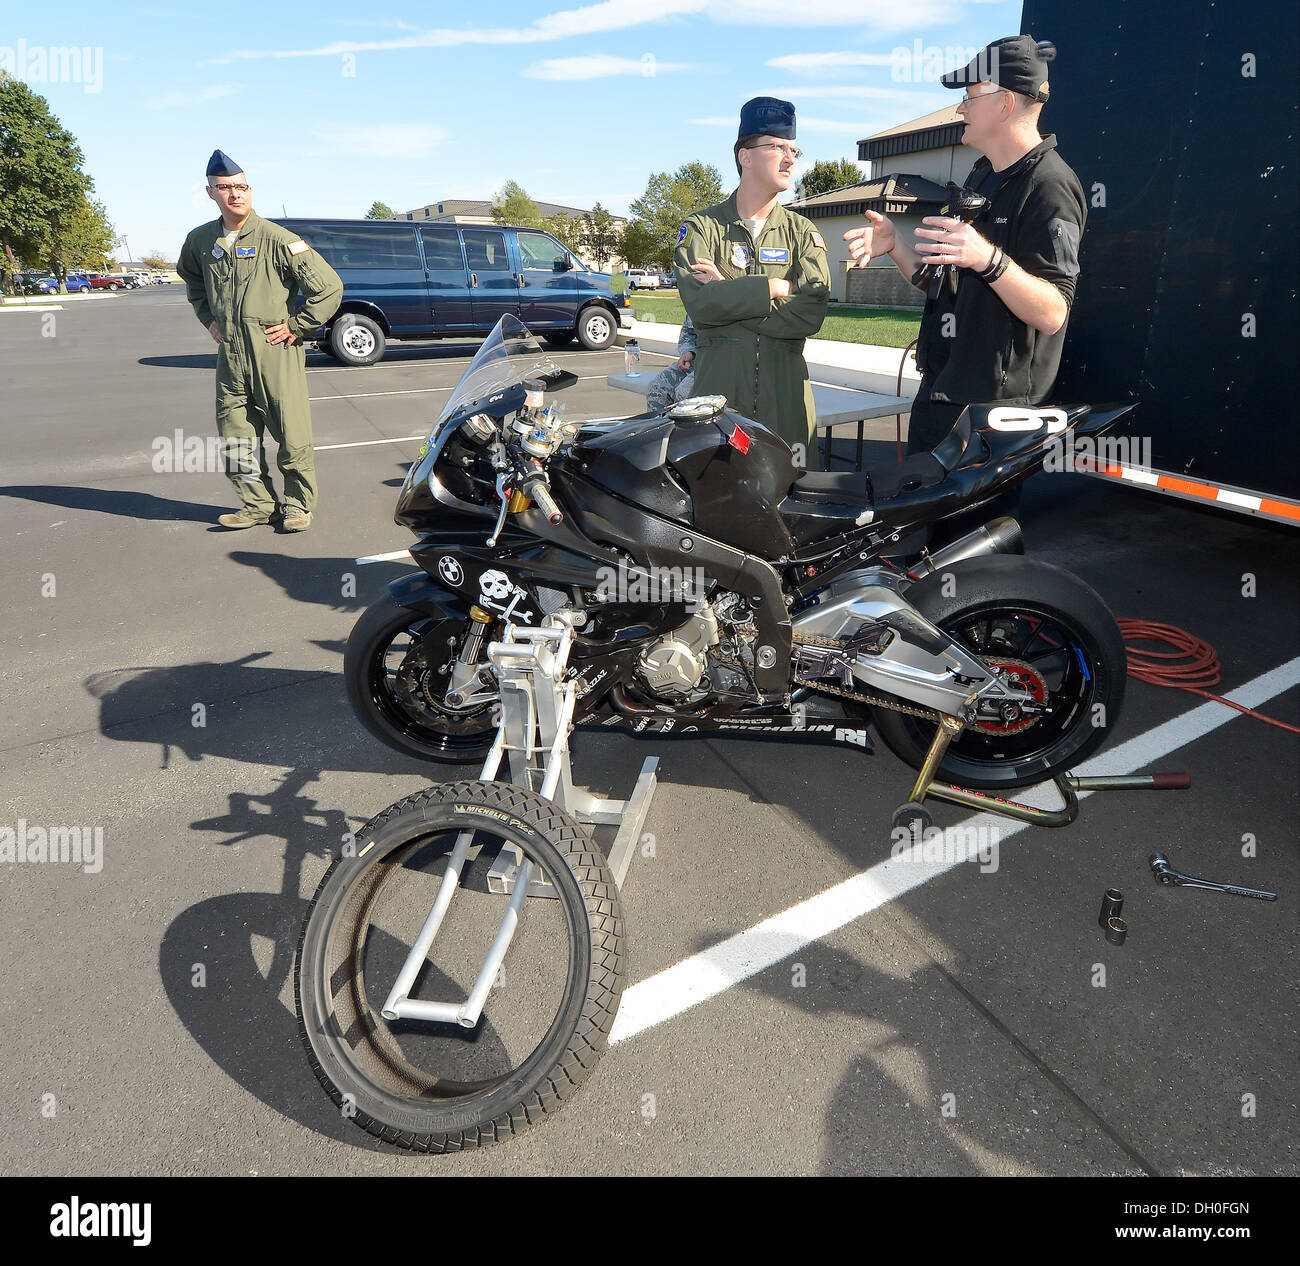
[916, 134, 1086, 406]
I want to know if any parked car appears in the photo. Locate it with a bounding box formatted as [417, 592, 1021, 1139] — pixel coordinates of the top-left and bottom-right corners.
[37, 273, 90, 294]
[87, 273, 126, 290]
[625, 268, 660, 290]
[653, 270, 676, 289]
[273, 218, 634, 366]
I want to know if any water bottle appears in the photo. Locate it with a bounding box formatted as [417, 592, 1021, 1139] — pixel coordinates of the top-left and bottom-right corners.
[624, 339, 641, 375]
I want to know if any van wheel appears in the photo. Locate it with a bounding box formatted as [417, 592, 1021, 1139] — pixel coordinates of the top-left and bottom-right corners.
[329, 313, 386, 366]
[544, 331, 576, 349]
[576, 306, 616, 351]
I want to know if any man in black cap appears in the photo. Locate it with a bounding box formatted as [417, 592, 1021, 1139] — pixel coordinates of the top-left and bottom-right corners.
[674, 97, 830, 464]
[844, 35, 1086, 458]
[177, 150, 342, 530]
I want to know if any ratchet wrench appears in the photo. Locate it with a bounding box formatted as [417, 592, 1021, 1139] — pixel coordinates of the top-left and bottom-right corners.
[1148, 852, 1277, 901]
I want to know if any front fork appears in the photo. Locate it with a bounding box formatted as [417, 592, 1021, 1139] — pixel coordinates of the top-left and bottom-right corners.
[442, 605, 497, 709]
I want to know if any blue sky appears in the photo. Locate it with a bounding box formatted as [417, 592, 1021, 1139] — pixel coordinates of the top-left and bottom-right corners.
[5, 0, 1021, 261]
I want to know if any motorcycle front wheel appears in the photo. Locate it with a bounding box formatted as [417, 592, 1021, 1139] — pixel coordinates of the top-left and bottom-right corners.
[345, 592, 498, 763]
[873, 555, 1127, 790]
[295, 780, 624, 1152]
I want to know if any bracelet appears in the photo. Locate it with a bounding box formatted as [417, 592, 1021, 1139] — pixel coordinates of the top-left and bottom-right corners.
[979, 245, 1009, 283]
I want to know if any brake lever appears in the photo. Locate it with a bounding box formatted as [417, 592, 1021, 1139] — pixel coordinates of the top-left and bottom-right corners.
[486, 471, 511, 547]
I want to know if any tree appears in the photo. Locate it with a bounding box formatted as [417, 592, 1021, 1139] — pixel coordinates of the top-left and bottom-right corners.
[57, 196, 115, 270]
[0, 71, 91, 291]
[627, 161, 725, 267]
[491, 180, 543, 229]
[141, 253, 170, 269]
[618, 219, 661, 271]
[541, 212, 583, 255]
[794, 159, 865, 202]
[364, 201, 394, 220]
[577, 202, 620, 270]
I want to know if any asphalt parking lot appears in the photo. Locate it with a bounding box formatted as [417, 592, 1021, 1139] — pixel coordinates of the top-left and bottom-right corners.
[1, 287, 1296, 1178]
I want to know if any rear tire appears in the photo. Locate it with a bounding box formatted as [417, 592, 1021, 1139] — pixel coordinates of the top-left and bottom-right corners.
[296, 780, 624, 1152]
[575, 305, 616, 350]
[329, 313, 387, 366]
[874, 555, 1127, 790]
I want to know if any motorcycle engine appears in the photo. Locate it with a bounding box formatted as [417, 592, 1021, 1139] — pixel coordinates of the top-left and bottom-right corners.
[637, 607, 720, 700]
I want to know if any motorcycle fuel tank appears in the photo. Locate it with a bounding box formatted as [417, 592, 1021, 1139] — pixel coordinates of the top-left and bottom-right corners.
[569, 405, 799, 559]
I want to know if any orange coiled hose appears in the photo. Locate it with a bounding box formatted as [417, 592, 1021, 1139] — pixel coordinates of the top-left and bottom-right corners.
[1117, 618, 1300, 735]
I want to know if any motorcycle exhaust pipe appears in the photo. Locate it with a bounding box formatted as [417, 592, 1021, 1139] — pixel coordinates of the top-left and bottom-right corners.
[908, 517, 1024, 579]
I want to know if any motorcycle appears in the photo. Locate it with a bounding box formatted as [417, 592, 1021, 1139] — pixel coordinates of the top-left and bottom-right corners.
[298, 315, 1135, 1151]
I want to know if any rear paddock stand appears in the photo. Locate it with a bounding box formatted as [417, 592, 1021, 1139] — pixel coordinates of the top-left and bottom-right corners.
[890, 713, 1190, 835]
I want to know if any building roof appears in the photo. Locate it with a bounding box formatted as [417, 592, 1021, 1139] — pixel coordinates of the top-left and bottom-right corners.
[787, 172, 951, 220]
[401, 198, 623, 221]
[857, 104, 964, 162]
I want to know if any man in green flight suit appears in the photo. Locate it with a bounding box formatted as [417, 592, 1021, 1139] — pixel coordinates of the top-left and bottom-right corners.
[177, 149, 342, 530]
[674, 97, 830, 469]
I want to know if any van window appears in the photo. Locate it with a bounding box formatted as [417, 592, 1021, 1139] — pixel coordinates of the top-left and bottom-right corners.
[462, 229, 511, 273]
[419, 228, 465, 270]
[517, 231, 568, 271]
[300, 225, 421, 270]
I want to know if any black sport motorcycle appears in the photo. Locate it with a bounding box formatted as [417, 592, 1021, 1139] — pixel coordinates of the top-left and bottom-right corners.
[344, 315, 1130, 791]
[299, 315, 1134, 1152]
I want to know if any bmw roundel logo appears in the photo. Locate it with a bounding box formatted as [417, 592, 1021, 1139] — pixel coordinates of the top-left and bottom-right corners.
[437, 555, 464, 585]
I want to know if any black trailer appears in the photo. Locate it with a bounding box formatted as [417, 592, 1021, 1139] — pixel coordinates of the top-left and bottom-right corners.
[1022, 0, 1299, 525]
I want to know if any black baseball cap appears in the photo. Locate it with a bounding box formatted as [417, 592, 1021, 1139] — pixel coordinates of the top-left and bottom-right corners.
[941, 35, 1056, 103]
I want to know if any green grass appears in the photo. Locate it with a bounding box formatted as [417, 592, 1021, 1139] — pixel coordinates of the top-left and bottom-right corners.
[627, 293, 921, 348]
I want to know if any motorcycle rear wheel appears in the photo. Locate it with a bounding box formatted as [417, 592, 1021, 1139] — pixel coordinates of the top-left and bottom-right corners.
[873, 555, 1127, 790]
[295, 780, 624, 1152]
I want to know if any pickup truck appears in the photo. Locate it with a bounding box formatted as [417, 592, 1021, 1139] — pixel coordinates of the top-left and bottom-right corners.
[625, 268, 660, 290]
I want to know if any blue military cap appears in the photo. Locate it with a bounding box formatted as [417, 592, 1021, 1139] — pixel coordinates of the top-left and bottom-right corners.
[738, 96, 795, 141]
[205, 149, 243, 177]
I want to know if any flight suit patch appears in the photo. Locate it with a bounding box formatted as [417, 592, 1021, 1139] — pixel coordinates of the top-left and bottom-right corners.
[730, 243, 750, 268]
[288, 240, 309, 256]
[810, 231, 826, 250]
[758, 247, 790, 264]
[236, 245, 257, 257]
[677, 224, 688, 245]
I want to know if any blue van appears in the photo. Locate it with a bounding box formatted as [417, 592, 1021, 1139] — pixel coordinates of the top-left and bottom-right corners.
[274, 218, 633, 366]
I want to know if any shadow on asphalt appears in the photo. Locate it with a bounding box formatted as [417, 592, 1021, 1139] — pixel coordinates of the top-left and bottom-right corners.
[226, 553, 410, 612]
[138, 354, 218, 371]
[0, 484, 225, 522]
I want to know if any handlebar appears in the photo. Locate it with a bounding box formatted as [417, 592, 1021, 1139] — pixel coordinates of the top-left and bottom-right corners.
[527, 476, 564, 526]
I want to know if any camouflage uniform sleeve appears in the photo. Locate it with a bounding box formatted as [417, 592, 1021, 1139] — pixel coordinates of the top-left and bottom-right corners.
[741, 218, 829, 340]
[678, 315, 697, 356]
[278, 233, 343, 340]
[674, 216, 770, 328]
[176, 232, 214, 330]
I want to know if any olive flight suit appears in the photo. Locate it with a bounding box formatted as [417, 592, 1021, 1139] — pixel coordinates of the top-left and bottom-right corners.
[177, 211, 342, 518]
[674, 191, 830, 468]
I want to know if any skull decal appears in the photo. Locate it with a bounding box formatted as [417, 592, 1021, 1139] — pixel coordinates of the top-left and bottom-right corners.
[479, 569, 513, 603]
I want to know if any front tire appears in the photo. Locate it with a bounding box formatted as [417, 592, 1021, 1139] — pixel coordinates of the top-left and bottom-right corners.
[874, 555, 1127, 790]
[329, 313, 387, 366]
[296, 780, 624, 1152]
[344, 590, 498, 763]
[575, 304, 616, 350]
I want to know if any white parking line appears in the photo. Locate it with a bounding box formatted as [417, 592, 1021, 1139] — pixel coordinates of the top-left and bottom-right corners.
[314, 435, 425, 451]
[356, 549, 412, 564]
[607, 655, 1300, 1045]
[309, 373, 624, 403]
[306, 349, 627, 375]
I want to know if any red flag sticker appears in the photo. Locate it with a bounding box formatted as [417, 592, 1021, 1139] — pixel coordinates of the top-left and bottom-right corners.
[728, 424, 751, 454]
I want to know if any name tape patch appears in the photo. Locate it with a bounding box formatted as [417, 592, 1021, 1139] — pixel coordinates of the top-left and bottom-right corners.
[235, 245, 257, 258]
[758, 247, 790, 264]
